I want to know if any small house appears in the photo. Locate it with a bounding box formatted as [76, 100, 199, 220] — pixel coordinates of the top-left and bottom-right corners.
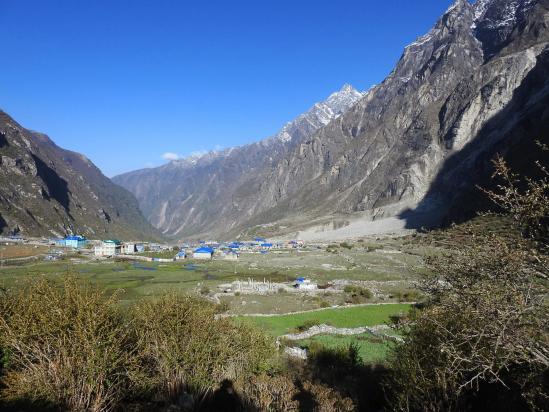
[193, 246, 214, 260]
[121, 243, 136, 254]
[60, 235, 87, 249]
[294, 277, 317, 291]
[224, 251, 239, 260]
[94, 240, 121, 257]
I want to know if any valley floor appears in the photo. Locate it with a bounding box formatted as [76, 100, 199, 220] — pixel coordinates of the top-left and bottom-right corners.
[0, 234, 433, 363]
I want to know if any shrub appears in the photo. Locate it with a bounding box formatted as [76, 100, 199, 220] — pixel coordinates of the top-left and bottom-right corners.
[200, 285, 210, 295]
[339, 242, 353, 249]
[131, 294, 275, 401]
[390, 289, 421, 302]
[481, 150, 549, 244]
[302, 381, 355, 412]
[295, 320, 322, 332]
[237, 373, 299, 411]
[0, 276, 135, 411]
[319, 300, 330, 308]
[386, 150, 549, 411]
[343, 285, 373, 300]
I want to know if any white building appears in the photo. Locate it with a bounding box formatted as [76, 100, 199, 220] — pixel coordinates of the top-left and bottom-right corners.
[94, 240, 121, 257]
[294, 278, 317, 291]
[121, 243, 136, 254]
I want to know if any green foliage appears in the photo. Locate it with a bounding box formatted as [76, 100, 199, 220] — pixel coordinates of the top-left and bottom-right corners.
[295, 319, 322, 332]
[343, 285, 373, 298]
[339, 242, 353, 249]
[389, 289, 421, 302]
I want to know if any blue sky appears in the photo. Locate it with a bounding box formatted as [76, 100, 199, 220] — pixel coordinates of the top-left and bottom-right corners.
[0, 0, 455, 177]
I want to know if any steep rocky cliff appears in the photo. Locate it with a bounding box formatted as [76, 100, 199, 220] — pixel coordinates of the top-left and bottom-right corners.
[116, 0, 549, 240]
[0, 111, 160, 239]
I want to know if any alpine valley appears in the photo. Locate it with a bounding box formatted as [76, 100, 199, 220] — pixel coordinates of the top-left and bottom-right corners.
[113, 0, 549, 241]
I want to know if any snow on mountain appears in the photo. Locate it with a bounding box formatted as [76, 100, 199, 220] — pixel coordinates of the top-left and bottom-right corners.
[271, 84, 365, 143]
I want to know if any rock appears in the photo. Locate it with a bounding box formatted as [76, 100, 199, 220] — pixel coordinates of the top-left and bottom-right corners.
[284, 346, 308, 360]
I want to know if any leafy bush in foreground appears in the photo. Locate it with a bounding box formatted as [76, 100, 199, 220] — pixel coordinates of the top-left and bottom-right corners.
[0, 277, 134, 411]
[0, 279, 275, 411]
[131, 293, 275, 402]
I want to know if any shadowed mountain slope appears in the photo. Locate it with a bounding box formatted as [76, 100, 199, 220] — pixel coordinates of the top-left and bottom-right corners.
[0, 111, 160, 240]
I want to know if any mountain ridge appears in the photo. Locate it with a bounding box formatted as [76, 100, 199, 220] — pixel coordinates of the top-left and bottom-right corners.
[115, 0, 549, 241]
[0, 110, 161, 240]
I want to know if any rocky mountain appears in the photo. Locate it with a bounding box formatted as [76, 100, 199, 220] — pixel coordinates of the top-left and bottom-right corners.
[113, 84, 366, 238]
[0, 111, 160, 240]
[115, 0, 549, 241]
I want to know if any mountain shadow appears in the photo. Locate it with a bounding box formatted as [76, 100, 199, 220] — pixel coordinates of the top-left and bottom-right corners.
[31, 154, 72, 215]
[400, 48, 549, 229]
[0, 213, 6, 233]
[0, 132, 7, 148]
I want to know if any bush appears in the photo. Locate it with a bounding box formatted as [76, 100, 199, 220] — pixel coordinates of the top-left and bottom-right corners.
[131, 294, 275, 401]
[295, 320, 321, 332]
[343, 285, 373, 301]
[339, 242, 353, 249]
[389, 289, 421, 302]
[0, 277, 135, 411]
[237, 373, 299, 411]
[386, 151, 549, 411]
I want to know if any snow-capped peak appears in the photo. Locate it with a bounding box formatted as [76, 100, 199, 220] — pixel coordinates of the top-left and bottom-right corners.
[272, 84, 364, 143]
[472, 0, 537, 30]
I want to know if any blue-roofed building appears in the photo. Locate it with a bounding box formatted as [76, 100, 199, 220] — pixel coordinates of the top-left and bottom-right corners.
[255, 237, 266, 242]
[193, 246, 214, 260]
[260, 243, 273, 249]
[61, 235, 87, 249]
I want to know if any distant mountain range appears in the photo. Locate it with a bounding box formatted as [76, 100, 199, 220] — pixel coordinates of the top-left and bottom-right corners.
[114, 0, 549, 241]
[0, 111, 159, 240]
[2, 0, 547, 242]
[112, 84, 366, 238]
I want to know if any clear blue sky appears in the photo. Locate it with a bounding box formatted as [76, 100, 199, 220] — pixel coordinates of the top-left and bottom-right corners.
[0, 0, 455, 177]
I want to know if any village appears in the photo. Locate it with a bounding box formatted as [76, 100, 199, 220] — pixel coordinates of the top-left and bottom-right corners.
[0, 231, 420, 305]
[0, 234, 322, 291]
[0, 228, 424, 367]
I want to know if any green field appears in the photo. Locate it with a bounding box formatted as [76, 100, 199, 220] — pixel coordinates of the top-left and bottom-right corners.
[238, 304, 410, 337]
[295, 333, 394, 364]
[0, 242, 425, 311]
[0, 244, 416, 364]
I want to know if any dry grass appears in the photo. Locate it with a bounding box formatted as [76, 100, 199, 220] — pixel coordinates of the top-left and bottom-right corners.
[131, 293, 275, 401]
[0, 244, 48, 259]
[0, 276, 134, 411]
